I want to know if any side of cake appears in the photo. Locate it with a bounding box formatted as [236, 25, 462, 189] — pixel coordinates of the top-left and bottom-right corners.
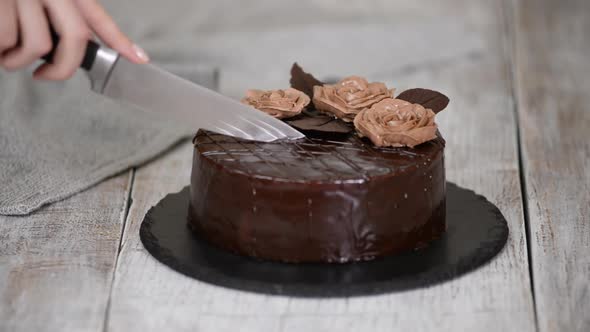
[189, 131, 446, 263]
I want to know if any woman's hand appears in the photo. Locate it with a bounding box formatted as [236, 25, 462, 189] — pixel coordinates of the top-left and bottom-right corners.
[0, 0, 149, 80]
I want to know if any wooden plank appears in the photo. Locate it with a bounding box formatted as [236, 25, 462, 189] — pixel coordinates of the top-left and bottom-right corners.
[511, 0, 590, 331]
[106, 0, 536, 331]
[0, 172, 132, 332]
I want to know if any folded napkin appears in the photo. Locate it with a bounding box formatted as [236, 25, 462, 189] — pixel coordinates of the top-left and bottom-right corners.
[0, 64, 217, 215]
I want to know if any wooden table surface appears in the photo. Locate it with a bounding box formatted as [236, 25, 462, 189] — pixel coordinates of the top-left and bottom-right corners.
[1, 0, 588, 331]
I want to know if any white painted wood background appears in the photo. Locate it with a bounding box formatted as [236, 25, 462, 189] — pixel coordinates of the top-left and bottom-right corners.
[0, 0, 588, 331]
[511, 0, 590, 331]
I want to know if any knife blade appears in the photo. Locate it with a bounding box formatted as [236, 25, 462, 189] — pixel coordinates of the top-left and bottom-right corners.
[43, 38, 304, 142]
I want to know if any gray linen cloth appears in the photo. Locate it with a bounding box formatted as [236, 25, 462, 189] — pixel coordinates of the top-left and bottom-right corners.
[0, 65, 216, 216]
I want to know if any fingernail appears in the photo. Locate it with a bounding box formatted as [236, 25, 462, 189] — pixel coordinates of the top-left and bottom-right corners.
[132, 44, 150, 63]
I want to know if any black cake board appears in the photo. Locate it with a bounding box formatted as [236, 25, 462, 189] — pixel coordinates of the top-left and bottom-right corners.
[140, 182, 508, 297]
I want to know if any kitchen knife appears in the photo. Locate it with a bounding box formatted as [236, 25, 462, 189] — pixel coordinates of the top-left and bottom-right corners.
[43, 36, 304, 142]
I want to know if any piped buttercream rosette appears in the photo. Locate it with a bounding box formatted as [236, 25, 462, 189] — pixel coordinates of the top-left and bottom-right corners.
[353, 98, 438, 148]
[312, 76, 394, 122]
[241, 88, 310, 119]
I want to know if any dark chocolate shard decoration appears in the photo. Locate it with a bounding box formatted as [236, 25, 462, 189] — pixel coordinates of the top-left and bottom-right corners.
[396, 88, 450, 114]
[286, 111, 353, 140]
[287, 115, 352, 134]
[290, 63, 324, 99]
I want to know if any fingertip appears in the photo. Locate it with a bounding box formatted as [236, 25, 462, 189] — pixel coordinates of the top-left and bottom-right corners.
[132, 44, 150, 63]
[33, 64, 72, 81]
[121, 44, 149, 64]
[96, 36, 149, 64]
[32, 66, 46, 80]
[0, 53, 23, 71]
[32, 64, 51, 80]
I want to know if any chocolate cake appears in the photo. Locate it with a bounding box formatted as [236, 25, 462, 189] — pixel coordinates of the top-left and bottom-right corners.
[188, 130, 446, 263]
[188, 64, 449, 263]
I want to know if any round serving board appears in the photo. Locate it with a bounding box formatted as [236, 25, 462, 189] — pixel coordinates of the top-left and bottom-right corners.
[140, 182, 508, 297]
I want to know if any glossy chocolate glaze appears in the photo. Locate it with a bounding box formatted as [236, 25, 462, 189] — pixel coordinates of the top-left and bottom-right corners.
[189, 130, 446, 263]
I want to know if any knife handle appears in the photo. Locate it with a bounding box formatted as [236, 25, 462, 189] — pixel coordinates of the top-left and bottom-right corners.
[41, 28, 100, 71]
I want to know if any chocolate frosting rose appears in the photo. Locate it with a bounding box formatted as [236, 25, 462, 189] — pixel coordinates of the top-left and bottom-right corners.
[241, 88, 310, 119]
[312, 76, 394, 122]
[354, 98, 437, 148]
